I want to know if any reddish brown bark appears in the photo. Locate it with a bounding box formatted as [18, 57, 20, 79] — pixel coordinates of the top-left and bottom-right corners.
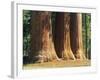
[30, 11, 59, 63]
[54, 13, 64, 58]
[29, 12, 86, 63]
[70, 13, 86, 59]
[54, 13, 75, 60]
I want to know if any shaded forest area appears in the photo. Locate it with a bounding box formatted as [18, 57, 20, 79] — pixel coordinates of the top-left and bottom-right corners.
[23, 10, 91, 65]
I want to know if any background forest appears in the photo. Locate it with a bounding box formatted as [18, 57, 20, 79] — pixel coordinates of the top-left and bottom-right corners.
[23, 10, 91, 65]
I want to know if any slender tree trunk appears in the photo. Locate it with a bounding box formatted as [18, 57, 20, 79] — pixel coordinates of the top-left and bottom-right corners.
[70, 13, 86, 59]
[30, 11, 58, 63]
[54, 12, 75, 60]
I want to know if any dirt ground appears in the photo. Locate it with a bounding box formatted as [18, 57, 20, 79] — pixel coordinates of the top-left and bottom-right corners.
[23, 59, 90, 69]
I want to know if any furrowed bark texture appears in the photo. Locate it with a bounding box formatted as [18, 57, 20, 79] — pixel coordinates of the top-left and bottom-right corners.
[54, 13, 75, 60]
[70, 13, 86, 59]
[29, 12, 86, 63]
[30, 11, 58, 63]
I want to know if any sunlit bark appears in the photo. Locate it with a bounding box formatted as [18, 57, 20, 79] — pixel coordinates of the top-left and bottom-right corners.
[70, 13, 86, 59]
[30, 11, 59, 63]
[54, 13, 75, 60]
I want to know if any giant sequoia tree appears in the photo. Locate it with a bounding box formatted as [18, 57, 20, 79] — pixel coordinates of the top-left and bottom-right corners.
[54, 13, 75, 60]
[24, 11, 90, 63]
[30, 11, 59, 63]
[70, 13, 86, 59]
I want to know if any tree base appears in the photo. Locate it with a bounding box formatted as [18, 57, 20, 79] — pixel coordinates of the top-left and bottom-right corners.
[31, 50, 59, 63]
[62, 50, 76, 60]
[75, 49, 86, 60]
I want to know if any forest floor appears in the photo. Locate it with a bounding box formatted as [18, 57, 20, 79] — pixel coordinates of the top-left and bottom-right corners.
[23, 59, 90, 69]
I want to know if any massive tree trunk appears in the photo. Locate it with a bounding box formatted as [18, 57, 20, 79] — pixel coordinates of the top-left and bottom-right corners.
[54, 12, 75, 60]
[54, 13, 64, 58]
[30, 11, 58, 63]
[70, 13, 86, 59]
